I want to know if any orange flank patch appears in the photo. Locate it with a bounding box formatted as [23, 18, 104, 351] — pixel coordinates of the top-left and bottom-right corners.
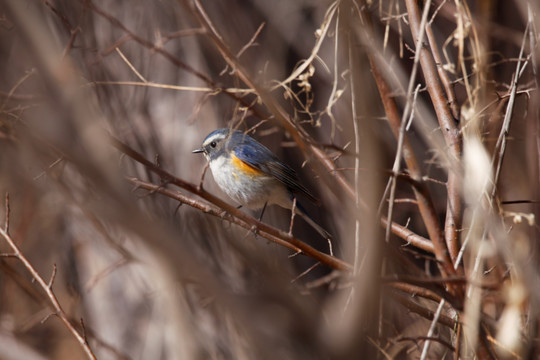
[231, 154, 263, 177]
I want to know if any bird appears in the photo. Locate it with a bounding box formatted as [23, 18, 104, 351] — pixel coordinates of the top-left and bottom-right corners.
[192, 128, 331, 239]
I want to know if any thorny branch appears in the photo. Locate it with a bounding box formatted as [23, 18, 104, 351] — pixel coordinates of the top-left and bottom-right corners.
[0, 195, 97, 360]
[404, 0, 461, 280]
[109, 134, 353, 272]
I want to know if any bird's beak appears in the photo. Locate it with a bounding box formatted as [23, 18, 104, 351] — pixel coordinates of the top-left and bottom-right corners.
[192, 148, 204, 154]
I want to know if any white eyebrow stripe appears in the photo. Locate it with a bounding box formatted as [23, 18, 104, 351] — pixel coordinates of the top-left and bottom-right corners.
[202, 132, 226, 146]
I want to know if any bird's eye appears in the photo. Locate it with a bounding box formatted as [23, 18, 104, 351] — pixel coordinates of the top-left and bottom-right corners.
[210, 141, 217, 148]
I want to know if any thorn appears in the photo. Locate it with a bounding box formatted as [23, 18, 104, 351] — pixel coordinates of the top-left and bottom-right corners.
[48, 264, 57, 289]
[258, 202, 267, 221]
[289, 197, 297, 235]
[291, 262, 321, 283]
[288, 249, 302, 258]
[173, 202, 183, 216]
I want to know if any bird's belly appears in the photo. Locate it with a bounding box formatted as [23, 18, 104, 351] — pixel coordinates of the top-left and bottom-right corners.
[210, 157, 288, 210]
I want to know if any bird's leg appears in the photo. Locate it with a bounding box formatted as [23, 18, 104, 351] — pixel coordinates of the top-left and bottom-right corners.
[288, 197, 297, 235]
[242, 203, 266, 240]
[258, 202, 268, 221]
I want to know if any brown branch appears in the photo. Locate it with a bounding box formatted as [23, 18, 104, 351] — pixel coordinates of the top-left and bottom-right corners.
[86, 0, 213, 86]
[380, 216, 434, 253]
[426, 12, 463, 270]
[425, 24, 460, 122]
[186, 0, 362, 210]
[357, 1, 456, 281]
[454, 322, 462, 360]
[404, 0, 463, 270]
[0, 251, 131, 360]
[397, 335, 455, 352]
[384, 1, 430, 258]
[443, 173, 462, 268]
[108, 134, 352, 272]
[0, 195, 97, 360]
[236, 22, 265, 59]
[4, 193, 9, 232]
[85, 0, 258, 114]
[392, 292, 457, 329]
[388, 282, 443, 303]
[128, 177, 300, 253]
[404, 1, 461, 154]
[491, 23, 531, 199]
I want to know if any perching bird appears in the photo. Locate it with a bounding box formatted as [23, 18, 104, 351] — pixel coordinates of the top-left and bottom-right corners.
[193, 128, 330, 239]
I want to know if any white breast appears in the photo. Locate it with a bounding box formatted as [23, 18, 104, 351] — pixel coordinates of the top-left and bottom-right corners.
[209, 155, 292, 210]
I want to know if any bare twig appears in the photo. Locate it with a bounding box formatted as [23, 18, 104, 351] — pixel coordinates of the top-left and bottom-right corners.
[419, 299, 446, 360]
[348, 11, 363, 275]
[389, 282, 442, 303]
[291, 262, 321, 284]
[398, 335, 455, 352]
[188, 0, 366, 214]
[0, 195, 97, 360]
[426, 11, 463, 268]
[404, 0, 462, 280]
[426, 13, 460, 121]
[380, 216, 434, 253]
[89, 80, 253, 95]
[392, 293, 457, 329]
[110, 135, 352, 272]
[4, 193, 9, 232]
[358, 0, 455, 281]
[491, 23, 531, 197]
[237, 22, 265, 59]
[115, 48, 147, 83]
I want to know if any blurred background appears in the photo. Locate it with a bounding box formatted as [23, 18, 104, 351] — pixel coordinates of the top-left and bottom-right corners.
[0, 0, 539, 359]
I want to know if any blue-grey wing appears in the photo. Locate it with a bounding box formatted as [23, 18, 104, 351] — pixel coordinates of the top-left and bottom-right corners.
[233, 141, 318, 203]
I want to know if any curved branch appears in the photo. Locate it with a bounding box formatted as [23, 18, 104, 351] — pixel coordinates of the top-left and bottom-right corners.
[109, 134, 352, 272]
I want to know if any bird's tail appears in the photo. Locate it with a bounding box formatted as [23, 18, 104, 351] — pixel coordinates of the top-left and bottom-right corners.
[294, 200, 332, 240]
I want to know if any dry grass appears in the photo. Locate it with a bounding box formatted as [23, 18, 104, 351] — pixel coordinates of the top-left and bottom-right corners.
[0, 0, 539, 359]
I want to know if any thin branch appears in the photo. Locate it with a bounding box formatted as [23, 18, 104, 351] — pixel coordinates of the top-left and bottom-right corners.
[128, 177, 349, 270]
[109, 135, 352, 272]
[0, 196, 97, 360]
[380, 216, 435, 253]
[389, 282, 442, 303]
[491, 23, 531, 197]
[89, 80, 253, 95]
[86, 0, 259, 112]
[237, 22, 265, 59]
[188, 0, 365, 214]
[4, 193, 9, 233]
[420, 299, 446, 360]
[115, 47, 147, 83]
[87, 0, 212, 85]
[426, 22, 460, 121]
[348, 7, 363, 276]
[392, 293, 457, 329]
[270, 2, 338, 90]
[404, 0, 462, 280]
[355, 1, 454, 283]
[426, 12, 463, 267]
[291, 262, 321, 284]
[398, 335, 455, 352]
